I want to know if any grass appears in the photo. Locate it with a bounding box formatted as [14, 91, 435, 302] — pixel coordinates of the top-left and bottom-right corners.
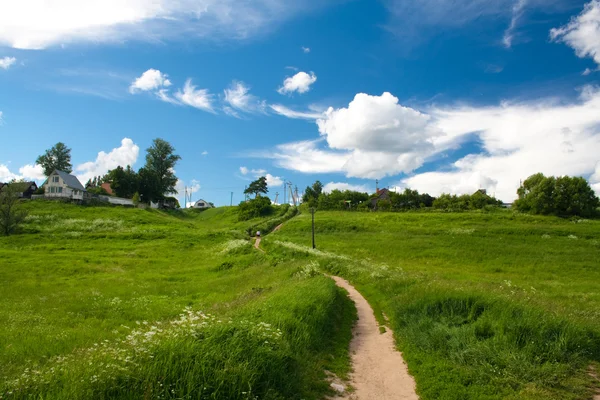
[0, 201, 356, 399]
[267, 209, 600, 399]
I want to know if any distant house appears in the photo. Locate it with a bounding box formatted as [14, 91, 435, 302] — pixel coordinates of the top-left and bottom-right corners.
[371, 188, 390, 209]
[192, 199, 214, 209]
[0, 181, 38, 199]
[473, 189, 488, 196]
[100, 182, 114, 195]
[43, 170, 88, 201]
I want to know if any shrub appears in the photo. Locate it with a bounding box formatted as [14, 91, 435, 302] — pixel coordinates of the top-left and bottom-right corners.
[238, 196, 274, 221]
[0, 184, 28, 235]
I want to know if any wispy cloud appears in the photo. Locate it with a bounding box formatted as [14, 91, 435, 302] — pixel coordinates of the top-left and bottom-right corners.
[269, 104, 324, 120]
[551, 0, 600, 66]
[0, 56, 16, 69]
[223, 81, 266, 116]
[502, 0, 527, 48]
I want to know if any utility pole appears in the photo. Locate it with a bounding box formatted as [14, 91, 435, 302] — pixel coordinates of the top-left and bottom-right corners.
[294, 186, 299, 205]
[274, 192, 279, 205]
[184, 186, 187, 208]
[230, 192, 233, 207]
[283, 182, 286, 205]
[310, 207, 316, 249]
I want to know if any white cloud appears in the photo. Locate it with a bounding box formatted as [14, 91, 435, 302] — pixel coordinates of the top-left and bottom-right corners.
[265, 173, 283, 187]
[175, 79, 214, 112]
[302, 46, 310, 53]
[590, 162, 600, 195]
[75, 138, 140, 184]
[223, 81, 266, 115]
[240, 166, 249, 175]
[129, 69, 171, 93]
[263, 140, 348, 174]
[201, 151, 208, 156]
[269, 104, 323, 120]
[503, 0, 527, 48]
[0, 163, 45, 182]
[323, 182, 371, 194]
[0, 0, 330, 50]
[550, 0, 600, 66]
[277, 71, 317, 95]
[0, 56, 16, 70]
[583, 68, 593, 75]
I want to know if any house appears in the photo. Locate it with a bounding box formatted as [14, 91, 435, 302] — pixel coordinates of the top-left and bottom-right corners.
[100, 182, 114, 195]
[0, 181, 38, 199]
[192, 199, 214, 209]
[43, 170, 88, 201]
[370, 188, 390, 209]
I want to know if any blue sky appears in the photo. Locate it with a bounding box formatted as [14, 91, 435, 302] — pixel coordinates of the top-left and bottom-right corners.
[1, 0, 600, 205]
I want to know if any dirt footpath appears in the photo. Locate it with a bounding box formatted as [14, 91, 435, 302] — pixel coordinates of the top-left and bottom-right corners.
[331, 276, 419, 400]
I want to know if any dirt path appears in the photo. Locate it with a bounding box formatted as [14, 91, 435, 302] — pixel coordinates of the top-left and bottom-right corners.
[331, 276, 418, 400]
[254, 237, 263, 251]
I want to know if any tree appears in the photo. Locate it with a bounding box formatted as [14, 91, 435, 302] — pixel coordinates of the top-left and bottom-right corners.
[515, 173, 599, 217]
[0, 182, 28, 236]
[107, 165, 139, 198]
[302, 180, 323, 207]
[244, 176, 268, 198]
[36, 142, 72, 176]
[140, 139, 181, 203]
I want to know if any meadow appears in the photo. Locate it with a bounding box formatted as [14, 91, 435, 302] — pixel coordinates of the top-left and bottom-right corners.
[0, 201, 355, 399]
[2, 201, 600, 399]
[266, 209, 600, 399]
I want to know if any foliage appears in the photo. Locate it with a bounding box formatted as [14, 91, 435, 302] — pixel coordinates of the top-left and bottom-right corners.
[164, 196, 181, 209]
[36, 142, 72, 176]
[238, 196, 274, 221]
[244, 176, 269, 198]
[132, 192, 140, 206]
[515, 173, 599, 217]
[273, 210, 600, 399]
[389, 188, 435, 210]
[86, 186, 109, 195]
[317, 189, 370, 210]
[106, 165, 139, 199]
[0, 183, 28, 235]
[141, 138, 181, 203]
[302, 180, 323, 207]
[433, 191, 502, 212]
[33, 186, 45, 195]
[248, 206, 298, 237]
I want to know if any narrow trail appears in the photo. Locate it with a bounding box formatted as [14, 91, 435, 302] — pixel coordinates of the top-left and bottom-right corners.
[254, 237, 263, 252]
[331, 276, 419, 400]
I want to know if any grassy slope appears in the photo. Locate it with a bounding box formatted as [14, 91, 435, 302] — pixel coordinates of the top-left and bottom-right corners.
[268, 209, 600, 400]
[0, 201, 355, 399]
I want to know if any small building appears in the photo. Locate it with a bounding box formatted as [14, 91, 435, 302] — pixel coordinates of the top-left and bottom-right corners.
[0, 181, 38, 198]
[192, 199, 213, 209]
[100, 182, 114, 195]
[43, 170, 88, 201]
[371, 188, 390, 209]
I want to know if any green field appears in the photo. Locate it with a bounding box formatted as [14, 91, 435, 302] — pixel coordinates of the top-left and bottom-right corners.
[2, 202, 600, 399]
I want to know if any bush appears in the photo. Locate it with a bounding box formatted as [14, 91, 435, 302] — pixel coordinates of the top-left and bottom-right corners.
[248, 206, 298, 237]
[238, 196, 274, 221]
[0, 184, 28, 235]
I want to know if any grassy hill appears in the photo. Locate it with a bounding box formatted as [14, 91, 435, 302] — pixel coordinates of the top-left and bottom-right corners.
[2, 202, 600, 399]
[0, 201, 355, 399]
[266, 209, 600, 399]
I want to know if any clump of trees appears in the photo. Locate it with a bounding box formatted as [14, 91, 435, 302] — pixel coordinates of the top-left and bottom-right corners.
[388, 189, 435, 210]
[317, 189, 370, 210]
[433, 191, 503, 212]
[514, 173, 599, 217]
[0, 182, 28, 236]
[239, 176, 273, 220]
[302, 181, 323, 208]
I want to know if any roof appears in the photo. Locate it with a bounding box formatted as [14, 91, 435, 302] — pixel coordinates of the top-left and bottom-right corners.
[53, 170, 86, 191]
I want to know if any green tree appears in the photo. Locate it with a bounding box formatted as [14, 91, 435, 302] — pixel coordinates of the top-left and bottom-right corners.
[140, 139, 181, 203]
[244, 176, 268, 198]
[0, 182, 28, 236]
[36, 142, 73, 176]
[302, 180, 324, 207]
[107, 165, 139, 198]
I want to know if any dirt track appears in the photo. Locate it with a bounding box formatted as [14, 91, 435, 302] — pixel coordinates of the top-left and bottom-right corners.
[331, 276, 419, 400]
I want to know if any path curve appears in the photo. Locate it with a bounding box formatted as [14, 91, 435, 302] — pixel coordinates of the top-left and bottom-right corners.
[254, 237, 263, 252]
[331, 276, 419, 400]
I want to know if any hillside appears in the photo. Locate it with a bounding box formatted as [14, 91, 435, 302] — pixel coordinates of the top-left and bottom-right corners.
[0, 201, 355, 399]
[266, 209, 600, 399]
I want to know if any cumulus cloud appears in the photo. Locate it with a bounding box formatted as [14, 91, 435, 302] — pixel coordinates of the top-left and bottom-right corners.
[590, 162, 600, 195]
[302, 46, 310, 53]
[269, 104, 323, 119]
[240, 166, 249, 175]
[323, 182, 371, 194]
[174, 79, 214, 112]
[223, 81, 266, 115]
[75, 138, 140, 184]
[550, 1, 600, 66]
[0, 163, 46, 182]
[129, 69, 171, 93]
[265, 173, 283, 187]
[239, 166, 282, 187]
[262, 88, 600, 202]
[278, 71, 317, 95]
[0, 0, 330, 50]
[0, 56, 16, 70]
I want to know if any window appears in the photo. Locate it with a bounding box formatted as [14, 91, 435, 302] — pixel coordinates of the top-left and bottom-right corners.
[50, 187, 55, 193]
[52, 176, 59, 183]
[58, 187, 62, 194]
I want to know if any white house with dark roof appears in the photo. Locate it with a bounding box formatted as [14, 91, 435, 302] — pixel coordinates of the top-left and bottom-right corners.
[192, 199, 214, 209]
[43, 170, 88, 201]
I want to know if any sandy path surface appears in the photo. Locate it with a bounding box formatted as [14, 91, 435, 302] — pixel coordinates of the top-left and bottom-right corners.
[331, 276, 419, 400]
[254, 237, 263, 251]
